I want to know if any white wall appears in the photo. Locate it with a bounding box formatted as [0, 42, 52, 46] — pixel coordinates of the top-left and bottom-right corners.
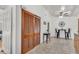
[0, 6, 16, 54]
[0, 17, 3, 31]
[0, 6, 18, 54]
[22, 5, 52, 43]
[10, 5, 17, 54]
[11, 5, 21, 54]
[0, 7, 13, 54]
[50, 17, 78, 39]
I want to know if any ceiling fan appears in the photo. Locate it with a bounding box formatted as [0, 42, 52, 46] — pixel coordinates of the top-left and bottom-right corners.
[56, 6, 71, 18]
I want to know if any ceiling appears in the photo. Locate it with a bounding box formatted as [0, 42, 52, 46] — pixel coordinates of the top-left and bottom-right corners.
[0, 5, 9, 10]
[0, 5, 79, 17]
[43, 5, 79, 17]
[0, 5, 10, 15]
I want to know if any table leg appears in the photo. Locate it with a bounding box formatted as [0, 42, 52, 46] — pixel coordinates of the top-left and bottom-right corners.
[49, 34, 50, 41]
[43, 35, 44, 43]
[46, 35, 48, 43]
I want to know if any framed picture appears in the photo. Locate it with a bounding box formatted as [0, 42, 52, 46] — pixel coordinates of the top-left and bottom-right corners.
[58, 21, 65, 28]
[43, 21, 46, 25]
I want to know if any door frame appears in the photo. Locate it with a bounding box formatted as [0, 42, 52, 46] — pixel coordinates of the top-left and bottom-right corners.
[11, 5, 22, 54]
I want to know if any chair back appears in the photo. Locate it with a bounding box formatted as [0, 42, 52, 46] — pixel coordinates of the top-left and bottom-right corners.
[55, 28, 58, 33]
[68, 28, 70, 33]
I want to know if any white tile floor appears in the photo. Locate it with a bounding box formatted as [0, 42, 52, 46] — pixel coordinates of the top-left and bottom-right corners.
[27, 38, 76, 54]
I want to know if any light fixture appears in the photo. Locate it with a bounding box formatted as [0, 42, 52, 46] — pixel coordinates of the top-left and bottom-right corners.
[56, 6, 71, 18]
[61, 6, 65, 11]
[59, 16, 63, 18]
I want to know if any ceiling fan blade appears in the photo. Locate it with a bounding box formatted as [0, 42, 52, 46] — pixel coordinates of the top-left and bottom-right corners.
[64, 11, 71, 14]
[63, 11, 71, 16]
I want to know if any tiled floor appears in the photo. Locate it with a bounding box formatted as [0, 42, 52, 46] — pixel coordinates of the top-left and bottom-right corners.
[27, 38, 76, 54]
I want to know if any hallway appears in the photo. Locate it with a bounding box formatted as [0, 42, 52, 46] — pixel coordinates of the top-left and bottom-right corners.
[27, 38, 76, 54]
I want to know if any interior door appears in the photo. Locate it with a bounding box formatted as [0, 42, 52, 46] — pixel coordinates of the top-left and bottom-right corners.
[36, 18, 40, 45]
[33, 18, 37, 46]
[21, 9, 40, 54]
[22, 9, 29, 53]
[2, 8, 12, 54]
[22, 9, 35, 53]
[28, 15, 34, 50]
[36, 17, 40, 45]
[34, 16, 40, 46]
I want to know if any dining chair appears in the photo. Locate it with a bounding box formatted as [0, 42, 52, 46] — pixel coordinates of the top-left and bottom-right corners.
[66, 28, 71, 39]
[55, 28, 60, 38]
